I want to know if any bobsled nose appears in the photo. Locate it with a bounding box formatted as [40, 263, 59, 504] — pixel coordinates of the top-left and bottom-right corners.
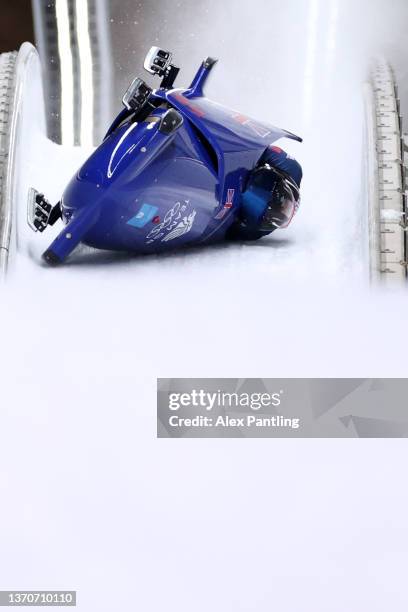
[61, 169, 105, 219]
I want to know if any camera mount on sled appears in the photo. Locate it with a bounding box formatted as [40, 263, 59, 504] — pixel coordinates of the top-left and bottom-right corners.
[122, 77, 153, 112]
[122, 47, 180, 114]
[143, 46, 180, 89]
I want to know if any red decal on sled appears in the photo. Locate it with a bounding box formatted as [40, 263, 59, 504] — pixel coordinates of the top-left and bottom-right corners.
[224, 188, 235, 208]
[172, 93, 205, 117]
[233, 113, 249, 125]
[232, 113, 271, 138]
[215, 188, 235, 220]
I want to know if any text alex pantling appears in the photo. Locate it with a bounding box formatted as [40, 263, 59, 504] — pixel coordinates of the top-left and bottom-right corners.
[169, 415, 301, 429]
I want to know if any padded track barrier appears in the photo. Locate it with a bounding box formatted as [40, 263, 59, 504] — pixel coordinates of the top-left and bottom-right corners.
[0, 51, 17, 276]
[365, 60, 407, 284]
[0, 43, 42, 278]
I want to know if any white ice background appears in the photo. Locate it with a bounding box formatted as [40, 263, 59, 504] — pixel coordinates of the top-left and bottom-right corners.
[1, 1, 408, 610]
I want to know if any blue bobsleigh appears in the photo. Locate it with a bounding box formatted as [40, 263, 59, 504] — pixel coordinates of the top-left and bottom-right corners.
[28, 46, 302, 265]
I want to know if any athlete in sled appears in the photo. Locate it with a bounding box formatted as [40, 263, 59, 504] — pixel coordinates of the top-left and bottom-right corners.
[28, 47, 303, 265]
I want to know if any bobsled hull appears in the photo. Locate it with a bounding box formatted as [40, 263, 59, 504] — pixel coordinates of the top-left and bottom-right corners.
[60, 89, 297, 255]
[62, 106, 218, 253]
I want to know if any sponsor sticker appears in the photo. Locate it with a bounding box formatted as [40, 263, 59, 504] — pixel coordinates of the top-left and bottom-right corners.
[127, 203, 159, 228]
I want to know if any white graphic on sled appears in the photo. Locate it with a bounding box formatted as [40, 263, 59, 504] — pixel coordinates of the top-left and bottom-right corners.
[145, 200, 196, 244]
[162, 210, 197, 242]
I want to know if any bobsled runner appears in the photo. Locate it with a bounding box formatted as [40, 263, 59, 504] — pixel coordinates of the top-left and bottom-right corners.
[28, 46, 302, 265]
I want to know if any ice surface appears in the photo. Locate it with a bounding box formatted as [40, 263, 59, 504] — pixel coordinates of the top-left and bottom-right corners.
[1, 2, 408, 611]
[381, 209, 403, 221]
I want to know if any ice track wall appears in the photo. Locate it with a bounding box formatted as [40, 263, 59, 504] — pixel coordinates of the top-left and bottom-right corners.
[365, 60, 407, 284]
[0, 50, 18, 276]
[0, 43, 44, 278]
[1, 42, 406, 286]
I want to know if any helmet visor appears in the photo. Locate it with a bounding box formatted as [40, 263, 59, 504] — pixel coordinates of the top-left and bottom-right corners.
[260, 177, 299, 230]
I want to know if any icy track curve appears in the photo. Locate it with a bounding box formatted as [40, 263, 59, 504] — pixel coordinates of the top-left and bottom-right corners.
[0, 49, 17, 274]
[7, 45, 370, 288]
[8, 44, 92, 278]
